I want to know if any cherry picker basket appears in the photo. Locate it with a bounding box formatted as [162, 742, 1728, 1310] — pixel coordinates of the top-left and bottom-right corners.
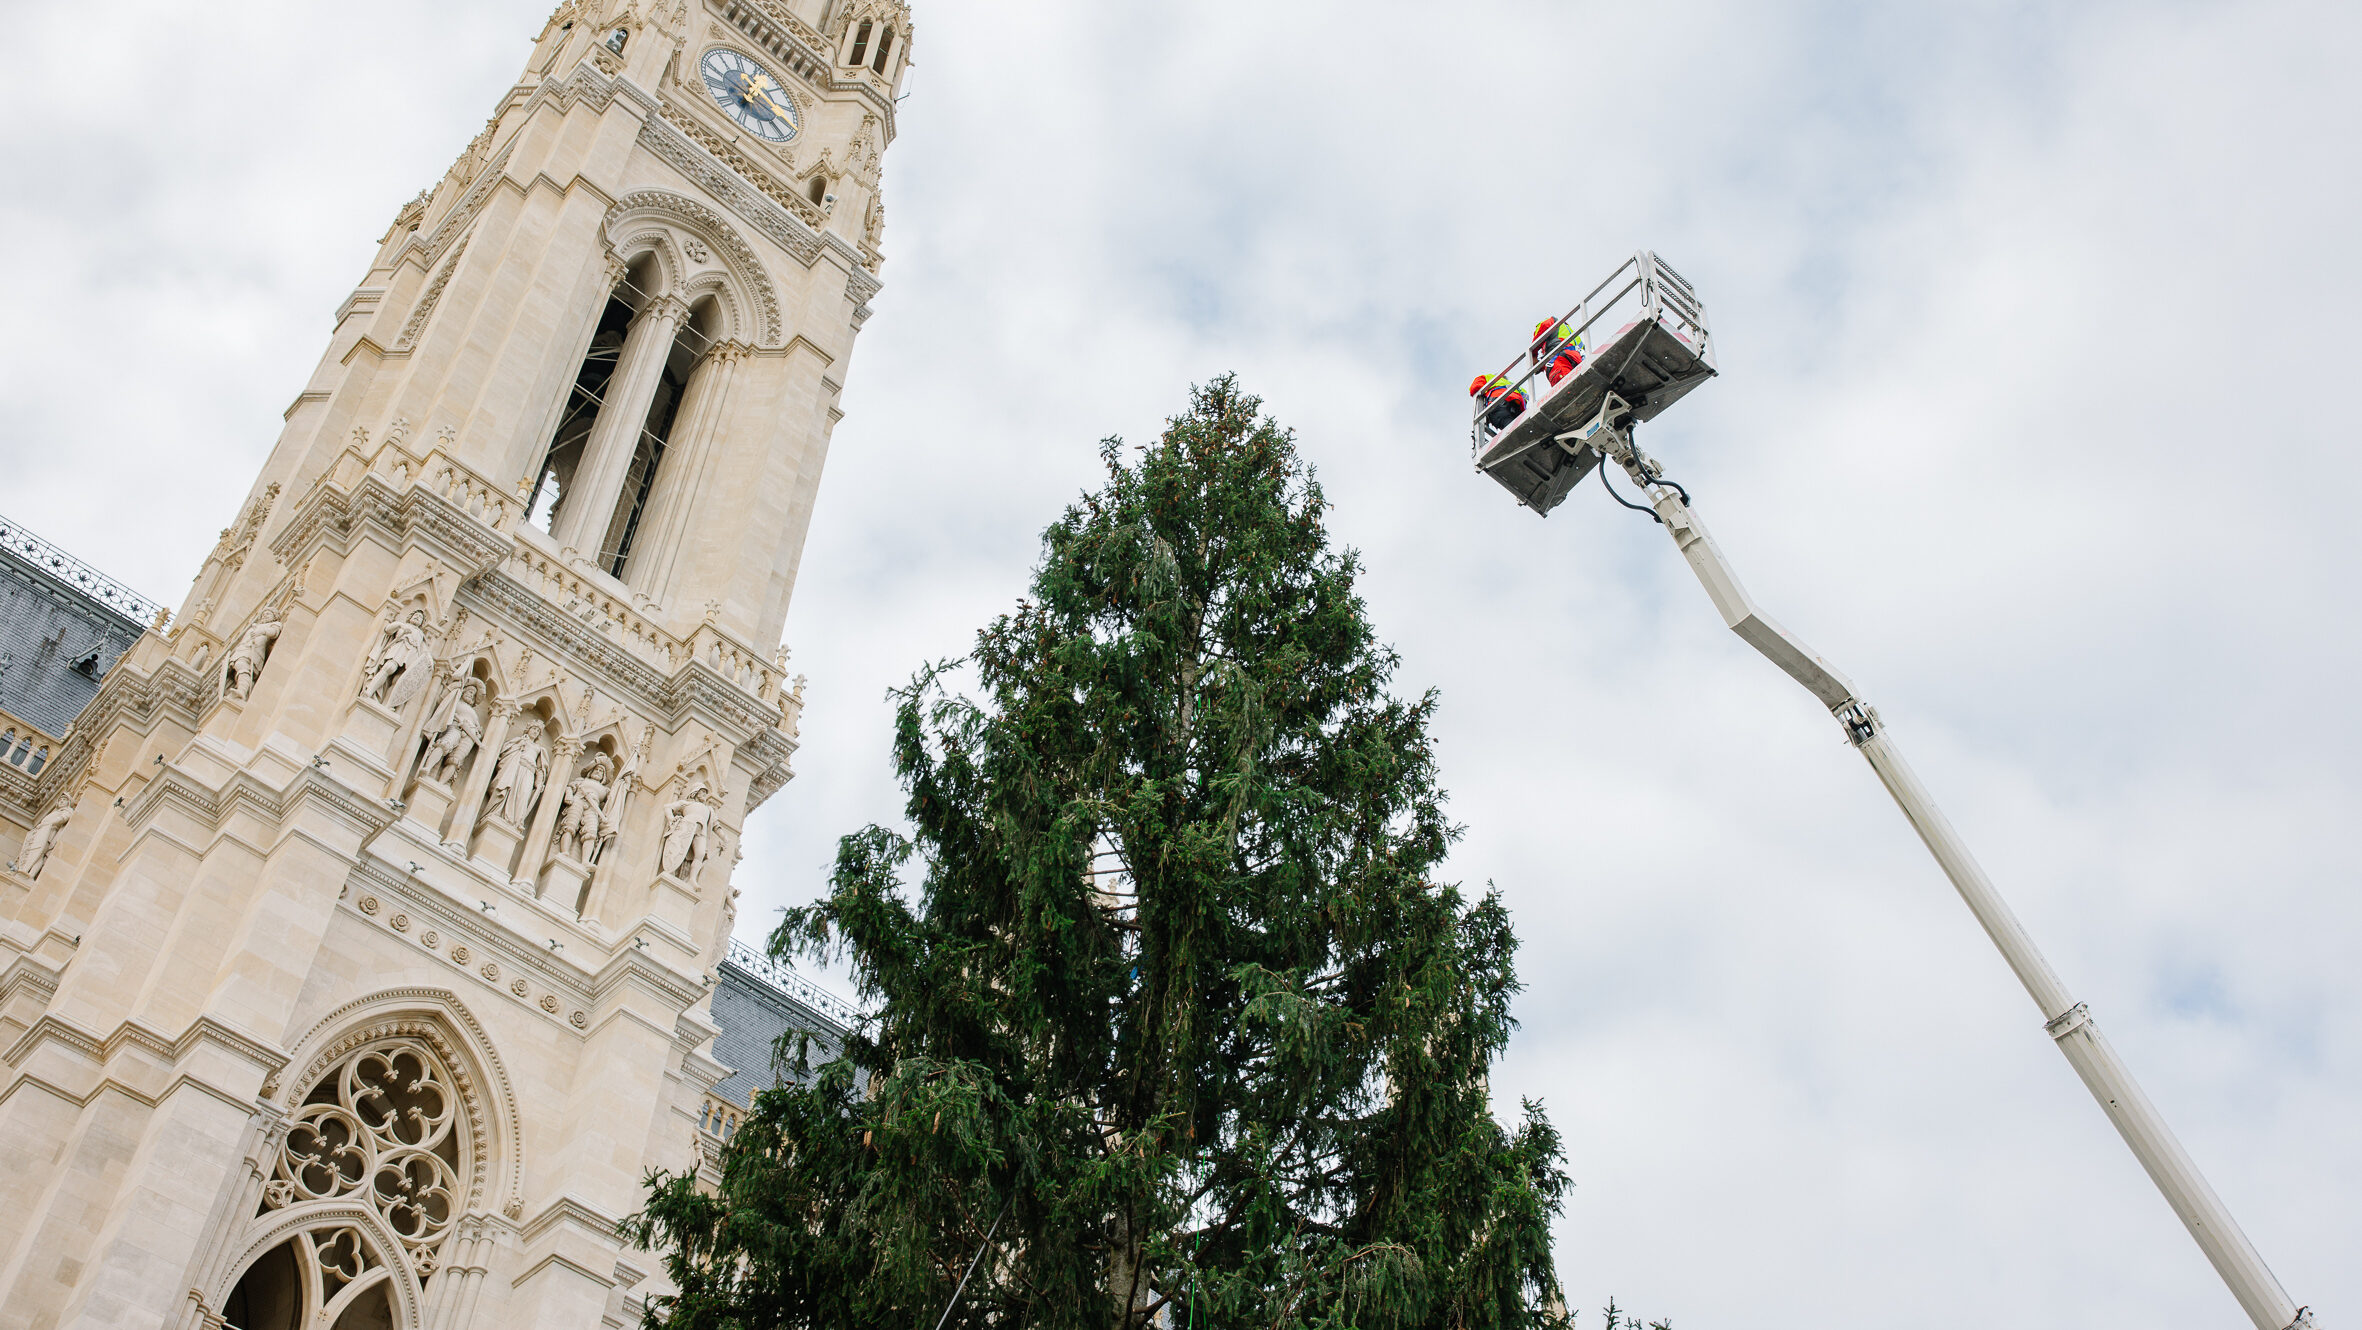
[1471, 251, 1716, 516]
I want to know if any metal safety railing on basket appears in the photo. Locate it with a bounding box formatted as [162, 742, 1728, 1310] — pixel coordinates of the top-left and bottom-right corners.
[1468, 250, 1715, 454]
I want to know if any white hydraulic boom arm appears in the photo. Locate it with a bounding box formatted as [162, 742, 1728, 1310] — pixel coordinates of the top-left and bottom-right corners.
[1573, 407, 2315, 1330]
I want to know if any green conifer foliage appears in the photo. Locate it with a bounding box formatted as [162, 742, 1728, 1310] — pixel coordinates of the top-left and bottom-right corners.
[629, 378, 1573, 1329]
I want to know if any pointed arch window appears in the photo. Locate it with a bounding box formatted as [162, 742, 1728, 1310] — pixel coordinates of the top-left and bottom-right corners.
[871, 26, 895, 74]
[529, 259, 722, 587]
[220, 1225, 399, 1330]
[525, 290, 634, 536]
[847, 20, 871, 67]
[262, 1037, 469, 1275]
[218, 1034, 477, 1327]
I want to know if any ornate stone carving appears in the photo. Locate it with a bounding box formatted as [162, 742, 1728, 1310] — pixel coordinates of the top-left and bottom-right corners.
[486, 724, 548, 826]
[265, 1037, 467, 1281]
[279, 1001, 513, 1219]
[363, 609, 435, 711]
[552, 754, 615, 861]
[658, 781, 722, 886]
[223, 605, 283, 702]
[417, 679, 486, 784]
[397, 236, 470, 350]
[604, 188, 787, 342]
[213, 482, 282, 573]
[8, 797, 75, 880]
[401, 133, 514, 274]
[846, 264, 883, 309]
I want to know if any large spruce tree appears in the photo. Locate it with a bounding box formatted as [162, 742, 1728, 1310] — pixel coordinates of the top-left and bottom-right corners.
[630, 378, 1573, 1329]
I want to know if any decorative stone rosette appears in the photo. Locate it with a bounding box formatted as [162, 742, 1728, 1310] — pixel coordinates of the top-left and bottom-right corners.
[265, 1038, 465, 1279]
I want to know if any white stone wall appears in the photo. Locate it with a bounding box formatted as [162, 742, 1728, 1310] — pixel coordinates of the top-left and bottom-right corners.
[0, 2, 905, 1324]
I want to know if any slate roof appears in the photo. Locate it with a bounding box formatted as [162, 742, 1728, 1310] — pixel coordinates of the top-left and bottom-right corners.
[0, 513, 155, 740]
[710, 937, 857, 1108]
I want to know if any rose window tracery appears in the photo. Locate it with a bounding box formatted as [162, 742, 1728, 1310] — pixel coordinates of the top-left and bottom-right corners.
[266, 1038, 468, 1280]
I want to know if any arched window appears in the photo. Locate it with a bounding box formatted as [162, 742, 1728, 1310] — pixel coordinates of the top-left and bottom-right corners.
[218, 1034, 474, 1327]
[598, 296, 720, 582]
[847, 20, 872, 67]
[265, 1038, 467, 1270]
[220, 1226, 398, 1330]
[526, 283, 638, 537]
[528, 256, 722, 585]
[871, 26, 895, 74]
[807, 175, 829, 207]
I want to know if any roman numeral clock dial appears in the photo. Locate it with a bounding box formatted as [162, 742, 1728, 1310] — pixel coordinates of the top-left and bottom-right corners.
[700, 48, 800, 143]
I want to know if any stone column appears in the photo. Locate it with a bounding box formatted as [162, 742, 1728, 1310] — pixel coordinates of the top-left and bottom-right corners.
[625, 341, 745, 603]
[550, 295, 689, 559]
[447, 699, 516, 847]
[516, 738, 579, 892]
[423, 1216, 499, 1330]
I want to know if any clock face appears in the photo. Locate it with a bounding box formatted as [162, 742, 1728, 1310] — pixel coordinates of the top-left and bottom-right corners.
[700, 49, 799, 143]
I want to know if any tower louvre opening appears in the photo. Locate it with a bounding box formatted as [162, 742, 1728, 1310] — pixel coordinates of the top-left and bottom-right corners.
[526, 291, 635, 537]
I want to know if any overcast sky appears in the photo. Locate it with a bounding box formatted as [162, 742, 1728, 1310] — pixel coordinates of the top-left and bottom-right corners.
[3, 0, 2355, 1323]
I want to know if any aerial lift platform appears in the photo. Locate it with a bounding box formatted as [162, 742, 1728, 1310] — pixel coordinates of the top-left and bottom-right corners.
[1471, 250, 1716, 515]
[1469, 251, 2316, 1328]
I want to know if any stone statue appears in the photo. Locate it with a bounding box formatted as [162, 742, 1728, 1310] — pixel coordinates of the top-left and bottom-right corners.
[658, 782, 722, 884]
[361, 609, 434, 711]
[552, 754, 615, 862]
[9, 799, 76, 880]
[223, 607, 282, 702]
[416, 679, 485, 786]
[486, 725, 547, 826]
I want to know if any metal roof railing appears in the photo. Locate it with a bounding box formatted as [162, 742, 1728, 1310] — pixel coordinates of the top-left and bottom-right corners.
[723, 936, 865, 1030]
[0, 512, 167, 627]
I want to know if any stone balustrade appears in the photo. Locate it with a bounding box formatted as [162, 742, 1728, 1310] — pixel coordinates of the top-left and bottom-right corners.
[0, 708, 57, 776]
[697, 1094, 744, 1142]
[506, 535, 682, 676]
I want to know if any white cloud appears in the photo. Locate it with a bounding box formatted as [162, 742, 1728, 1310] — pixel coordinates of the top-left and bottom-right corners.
[4, 0, 2353, 1323]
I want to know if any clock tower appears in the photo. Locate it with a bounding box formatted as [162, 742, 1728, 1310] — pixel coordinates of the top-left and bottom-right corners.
[0, 2, 909, 1326]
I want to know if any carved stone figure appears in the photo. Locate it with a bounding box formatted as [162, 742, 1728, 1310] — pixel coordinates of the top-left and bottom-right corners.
[9, 799, 76, 880]
[223, 608, 284, 702]
[658, 782, 722, 884]
[487, 726, 547, 825]
[361, 609, 434, 711]
[416, 680, 486, 785]
[552, 754, 614, 862]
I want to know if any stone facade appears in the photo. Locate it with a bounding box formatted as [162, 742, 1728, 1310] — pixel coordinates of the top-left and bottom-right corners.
[0, 1, 908, 1325]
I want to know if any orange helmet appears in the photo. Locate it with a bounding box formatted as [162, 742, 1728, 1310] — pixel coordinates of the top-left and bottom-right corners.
[1468, 374, 1491, 397]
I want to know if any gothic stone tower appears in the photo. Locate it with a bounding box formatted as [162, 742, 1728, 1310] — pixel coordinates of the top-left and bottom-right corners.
[0, 0, 909, 1324]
